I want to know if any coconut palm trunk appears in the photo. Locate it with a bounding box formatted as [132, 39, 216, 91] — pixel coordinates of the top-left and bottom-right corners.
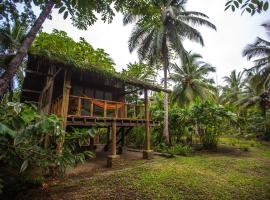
[0, 0, 55, 97]
[162, 36, 170, 144]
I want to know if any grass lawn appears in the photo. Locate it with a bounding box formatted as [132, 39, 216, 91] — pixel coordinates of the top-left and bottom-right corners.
[21, 138, 270, 200]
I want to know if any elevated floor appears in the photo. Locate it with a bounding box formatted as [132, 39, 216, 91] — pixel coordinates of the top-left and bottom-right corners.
[66, 116, 159, 127]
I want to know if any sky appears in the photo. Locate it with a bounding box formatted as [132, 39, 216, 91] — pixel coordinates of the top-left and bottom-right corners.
[40, 0, 269, 85]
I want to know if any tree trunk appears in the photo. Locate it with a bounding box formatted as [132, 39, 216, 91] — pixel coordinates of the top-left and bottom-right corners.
[0, 0, 55, 97]
[162, 36, 170, 144]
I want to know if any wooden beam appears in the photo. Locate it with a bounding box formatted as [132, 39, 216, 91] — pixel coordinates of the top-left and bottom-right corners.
[51, 67, 63, 81]
[120, 88, 141, 96]
[25, 69, 51, 77]
[22, 89, 41, 94]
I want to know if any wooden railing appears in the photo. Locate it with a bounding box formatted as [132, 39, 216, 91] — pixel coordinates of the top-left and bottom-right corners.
[67, 95, 145, 119]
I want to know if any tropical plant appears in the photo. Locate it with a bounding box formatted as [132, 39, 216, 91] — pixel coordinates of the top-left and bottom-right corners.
[170, 52, 216, 107]
[123, 0, 216, 143]
[155, 143, 191, 157]
[0, 102, 95, 178]
[191, 101, 236, 149]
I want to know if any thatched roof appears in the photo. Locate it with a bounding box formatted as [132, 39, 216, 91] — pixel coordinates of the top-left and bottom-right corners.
[27, 53, 171, 93]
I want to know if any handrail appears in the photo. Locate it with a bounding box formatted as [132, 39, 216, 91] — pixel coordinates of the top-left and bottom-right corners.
[69, 95, 141, 106]
[68, 95, 145, 119]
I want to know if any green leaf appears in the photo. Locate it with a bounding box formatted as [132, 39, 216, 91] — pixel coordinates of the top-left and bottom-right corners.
[58, 6, 66, 14]
[231, 5, 236, 11]
[63, 11, 69, 19]
[234, 1, 239, 8]
[246, 7, 252, 12]
[20, 160, 29, 173]
[237, 0, 243, 3]
[263, 2, 269, 11]
[0, 123, 15, 137]
[71, 0, 77, 7]
[249, 3, 255, 9]
[225, 5, 231, 11]
[225, 0, 233, 6]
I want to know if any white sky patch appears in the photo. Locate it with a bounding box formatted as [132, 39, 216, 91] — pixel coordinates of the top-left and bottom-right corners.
[40, 0, 269, 85]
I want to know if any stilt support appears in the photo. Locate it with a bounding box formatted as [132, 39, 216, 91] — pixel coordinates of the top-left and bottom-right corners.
[143, 150, 154, 159]
[107, 120, 119, 167]
[143, 89, 153, 159]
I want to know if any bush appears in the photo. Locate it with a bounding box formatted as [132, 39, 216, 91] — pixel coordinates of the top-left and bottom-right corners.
[191, 101, 236, 149]
[239, 145, 250, 152]
[156, 144, 191, 157]
[0, 102, 95, 178]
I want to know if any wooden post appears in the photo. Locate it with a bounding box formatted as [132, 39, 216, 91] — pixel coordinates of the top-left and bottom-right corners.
[60, 69, 71, 130]
[145, 89, 150, 151]
[77, 97, 81, 116]
[107, 120, 119, 167]
[57, 69, 71, 155]
[124, 104, 127, 118]
[115, 104, 118, 118]
[143, 88, 153, 159]
[133, 105, 136, 118]
[90, 100, 94, 117]
[112, 120, 117, 156]
[104, 101, 107, 118]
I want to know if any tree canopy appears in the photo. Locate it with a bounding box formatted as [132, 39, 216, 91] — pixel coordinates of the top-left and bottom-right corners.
[225, 0, 269, 15]
[30, 29, 115, 73]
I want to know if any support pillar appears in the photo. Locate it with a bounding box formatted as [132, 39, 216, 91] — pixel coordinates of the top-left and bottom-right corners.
[107, 120, 119, 167]
[118, 128, 125, 154]
[143, 89, 153, 159]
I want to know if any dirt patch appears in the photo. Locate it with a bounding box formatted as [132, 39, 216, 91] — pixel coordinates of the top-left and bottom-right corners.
[15, 147, 147, 200]
[196, 144, 251, 157]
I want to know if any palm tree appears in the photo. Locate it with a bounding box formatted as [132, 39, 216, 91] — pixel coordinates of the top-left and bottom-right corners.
[221, 70, 245, 105]
[170, 52, 216, 107]
[237, 70, 266, 109]
[243, 22, 270, 91]
[123, 0, 216, 143]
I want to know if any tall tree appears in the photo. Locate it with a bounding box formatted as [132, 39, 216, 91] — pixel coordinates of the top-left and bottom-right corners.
[170, 52, 216, 107]
[124, 0, 216, 143]
[0, 0, 144, 97]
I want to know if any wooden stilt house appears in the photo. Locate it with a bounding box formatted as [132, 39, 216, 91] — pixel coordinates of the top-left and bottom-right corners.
[21, 54, 170, 166]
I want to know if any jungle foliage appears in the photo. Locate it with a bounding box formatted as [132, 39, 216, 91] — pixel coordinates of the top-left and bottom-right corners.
[0, 102, 94, 174]
[31, 29, 115, 73]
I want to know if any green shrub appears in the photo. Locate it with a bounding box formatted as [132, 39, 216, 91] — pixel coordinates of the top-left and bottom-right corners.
[191, 101, 236, 149]
[155, 144, 191, 157]
[0, 102, 95, 177]
[240, 145, 250, 152]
